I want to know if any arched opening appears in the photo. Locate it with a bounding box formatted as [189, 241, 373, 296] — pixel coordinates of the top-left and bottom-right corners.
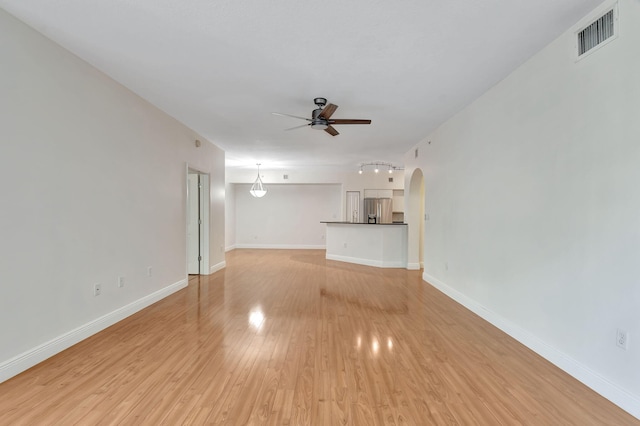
[407, 168, 425, 270]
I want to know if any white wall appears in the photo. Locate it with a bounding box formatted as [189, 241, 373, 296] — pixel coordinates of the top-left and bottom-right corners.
[404, 0, 640, 417]
[233, 184, 341, 248]
[225, 168, 404, 249]
[224, 182, 237, 251]
[0, 8, 225, 381]
[227, 167, 404, 195]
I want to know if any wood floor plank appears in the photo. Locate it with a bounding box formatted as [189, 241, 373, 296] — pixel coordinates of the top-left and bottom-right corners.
[0, 249, 637, 425]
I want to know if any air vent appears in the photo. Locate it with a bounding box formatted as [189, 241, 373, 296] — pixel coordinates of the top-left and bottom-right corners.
[577, 8, 616, 57]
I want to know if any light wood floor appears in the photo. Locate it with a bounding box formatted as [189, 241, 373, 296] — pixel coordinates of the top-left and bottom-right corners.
[0, 249, 636, 425]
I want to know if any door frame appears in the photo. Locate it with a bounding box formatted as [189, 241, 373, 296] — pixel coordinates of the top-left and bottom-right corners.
[407, 168, 425, 270]
[186, 165, 210, 275]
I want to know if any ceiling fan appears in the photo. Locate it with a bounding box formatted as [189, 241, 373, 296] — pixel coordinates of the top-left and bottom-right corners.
[272, 97, 371, 136]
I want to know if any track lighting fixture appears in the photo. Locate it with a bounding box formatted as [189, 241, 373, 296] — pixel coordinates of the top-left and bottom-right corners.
[357, 162, 403, 174]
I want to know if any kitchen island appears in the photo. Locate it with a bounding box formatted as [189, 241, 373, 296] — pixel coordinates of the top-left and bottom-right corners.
[321, 222, 408, 268]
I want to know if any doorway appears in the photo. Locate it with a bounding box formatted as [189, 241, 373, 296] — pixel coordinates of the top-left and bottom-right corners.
[346, 191, 360, 223]
[407, 168, 425, 270]
[187, 168, 210, 275]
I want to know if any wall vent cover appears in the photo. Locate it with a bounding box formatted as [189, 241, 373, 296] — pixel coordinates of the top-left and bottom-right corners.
[577, 8, 616, 57]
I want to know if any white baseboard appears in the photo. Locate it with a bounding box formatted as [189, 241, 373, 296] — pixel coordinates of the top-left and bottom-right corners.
[0, 279, 187, 384]
[327, 254, 406, 269]
[407, 262, 421, 270]
[225, 245, 236, 252]
[209, 260, 226, 274]
[423, 272, 640, 420]
[234, 244, 326, 250]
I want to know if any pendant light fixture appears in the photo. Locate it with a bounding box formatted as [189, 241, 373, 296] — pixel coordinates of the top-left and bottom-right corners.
[249, 163, 267, 198]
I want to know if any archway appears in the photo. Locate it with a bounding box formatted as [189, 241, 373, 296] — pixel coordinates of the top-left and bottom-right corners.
[407, 168, 425, 270]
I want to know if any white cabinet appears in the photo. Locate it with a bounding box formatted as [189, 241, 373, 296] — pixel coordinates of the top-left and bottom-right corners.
[364, 189, 393, 198]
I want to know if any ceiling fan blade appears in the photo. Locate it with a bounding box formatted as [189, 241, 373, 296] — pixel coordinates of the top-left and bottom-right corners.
[284, 123, 310, 131]
[319, 103, 338, 119]
[325, 126, 339, 136]
[272, 112, 311, 121]
[329, 119, 372, 125]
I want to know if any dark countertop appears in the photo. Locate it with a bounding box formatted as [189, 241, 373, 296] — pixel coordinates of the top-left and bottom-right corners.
[321, 221, 407, 225]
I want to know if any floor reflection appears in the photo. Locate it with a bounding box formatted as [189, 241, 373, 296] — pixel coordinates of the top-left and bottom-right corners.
[2, 249, 634, 424]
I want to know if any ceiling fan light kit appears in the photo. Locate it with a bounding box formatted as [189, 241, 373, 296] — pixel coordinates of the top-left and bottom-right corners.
[273, 98, 371, 137]
[311, 108, 328, 130]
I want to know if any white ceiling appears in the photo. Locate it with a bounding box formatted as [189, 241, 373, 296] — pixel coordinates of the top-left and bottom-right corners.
[1, 0, 603, 172]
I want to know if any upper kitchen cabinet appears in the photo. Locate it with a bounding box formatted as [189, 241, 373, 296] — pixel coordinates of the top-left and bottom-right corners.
[364, 189, 393, 198]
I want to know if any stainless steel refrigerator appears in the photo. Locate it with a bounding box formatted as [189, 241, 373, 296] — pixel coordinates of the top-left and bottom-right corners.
[363, 198, 393, 224]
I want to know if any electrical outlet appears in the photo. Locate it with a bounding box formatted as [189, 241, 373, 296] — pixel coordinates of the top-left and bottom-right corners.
[343, 242, 347, 248]
[147, 266, 152, 277]
[616, 329, 628, 350]
[445, 262, 449, 271]
[93, 283, 101, 296]
[118, 276, 125, 288]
